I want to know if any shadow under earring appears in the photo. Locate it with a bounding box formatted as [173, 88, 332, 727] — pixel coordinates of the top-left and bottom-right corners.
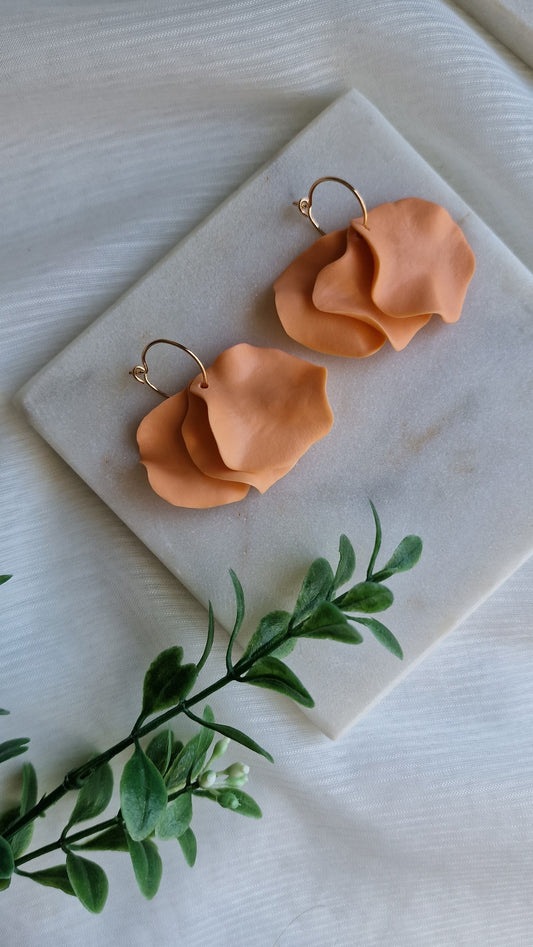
[130, 340, 333, 509]
[273, 176, 476, 358]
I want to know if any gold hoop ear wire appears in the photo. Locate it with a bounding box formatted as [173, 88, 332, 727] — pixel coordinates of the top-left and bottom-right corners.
[130, 339, 208, 399]
[293, 176, 369, 235]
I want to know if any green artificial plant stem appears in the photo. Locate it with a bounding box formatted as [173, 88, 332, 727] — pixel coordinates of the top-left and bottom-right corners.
[14, 819, 119, 868]
[3, 672, 234, 842]
[14, 782, 195, 869]
[1, 504, 423, 911]
[6, 581, 371, 842]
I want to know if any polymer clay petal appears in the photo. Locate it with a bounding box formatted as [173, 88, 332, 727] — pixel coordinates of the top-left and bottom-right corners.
[274, 197, 474, 358]
[312, 227, 383, 318]
[182, 389, 294, 493]
[312, 227, 431, 350]
[351, 198, 476, 322]
[185, 343, 333, 491]
[136, 388, 249, 508]
[273, 230, 386, 357]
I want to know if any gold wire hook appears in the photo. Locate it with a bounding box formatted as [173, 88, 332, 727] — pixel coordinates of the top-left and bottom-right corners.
[130, 338, 208, 399]
[292, 176, 369, 235]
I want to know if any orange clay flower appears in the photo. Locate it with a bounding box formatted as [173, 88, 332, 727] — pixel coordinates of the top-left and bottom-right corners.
[136, 343, 333, 508]
[273, 198, 476, 357]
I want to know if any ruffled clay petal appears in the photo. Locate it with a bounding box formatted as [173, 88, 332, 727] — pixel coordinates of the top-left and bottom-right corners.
[351, 198, 476, 322]
[273, 230, 387, 357]
[183, 343, 333, 492]
[136, 388, 249, 508]
[182, 388, 294, 493]
[312, 227, 431, 350]
[274, 198, 475, 358]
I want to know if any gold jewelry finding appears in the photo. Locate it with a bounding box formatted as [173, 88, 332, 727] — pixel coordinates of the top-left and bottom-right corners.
[293, 175, 369, 235]
[130, 339, 208, 398]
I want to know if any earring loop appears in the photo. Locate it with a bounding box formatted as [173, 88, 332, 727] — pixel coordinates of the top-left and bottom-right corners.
[130, 338, 209, 399]
[293, 176, 369, 235]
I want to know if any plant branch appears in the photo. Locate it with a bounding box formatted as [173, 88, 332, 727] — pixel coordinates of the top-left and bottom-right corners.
[14, 781, 196, 870]
[1, 508, 422, 910]
[14, 818, 119, 868]
[5, 601, 352, 842]
[4, 672, 235, 842]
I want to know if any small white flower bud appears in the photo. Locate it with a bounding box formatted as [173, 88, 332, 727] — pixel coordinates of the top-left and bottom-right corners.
[225, 762, 249, 780]
[216, 790, 240, 810]
[226, 774, 248, 788]
[210, 737, 230, 761]
[199, 769, 216, 789]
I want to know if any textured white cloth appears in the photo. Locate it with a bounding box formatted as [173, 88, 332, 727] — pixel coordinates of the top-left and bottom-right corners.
[1, 2, 532, 945]
[456, 0, 533, 67]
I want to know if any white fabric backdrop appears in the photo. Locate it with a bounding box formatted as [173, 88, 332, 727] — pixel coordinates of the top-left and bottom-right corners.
[456, 0, 533, 68]
[1, 2, 532, 944]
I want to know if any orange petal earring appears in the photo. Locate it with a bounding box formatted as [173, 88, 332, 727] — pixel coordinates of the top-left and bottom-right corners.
[273, 176, 476, 358]
[130, 339, 333, 509]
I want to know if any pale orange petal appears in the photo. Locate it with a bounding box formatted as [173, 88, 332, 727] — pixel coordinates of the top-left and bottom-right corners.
[274, 198, 475, 357]
[185, 343, 333, 492]
[312, 227, 431, 350]
[182, 389, 294, 493]
[351, 198, 476, 322]
[136, 388, 249, 508]
[273, 230, 386, 357]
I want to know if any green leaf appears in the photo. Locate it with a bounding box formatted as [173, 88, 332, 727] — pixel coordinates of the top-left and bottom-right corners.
[164, 738, 200, 790]
[299, 602, 363, 644]
[243, 657, 314, 708]
[126, 835, 162, 900]
[165, 738, 202, 791]
[333, 534, 356, 590]
[336, 581, 393, 613]
[177, 827, 197, 867]
[141, 647, 198, 720]
[366, 499, 382, 579]
[182, 705, 274, 764]
[120, 744, 168, 842]
[20, 762, 38, 813]
[203, 725, 272, 765]
[0, 576, 12, 586]
[270, 636, 297, 659]
[156, 792, 192, 841]
[10, 763, 38, 858]
[0, 837, 14, 879]
[371, 535, 423, 582]
[20, 865, 75, 896]
[66, 761, 113, 830]
[197, 601, 215, 673]
[0, 878, 10, 891]
[194, 705, 216, 761]
[226, 570, 245, 675]
[167, 735, 184, 768]
[145, 729, 173, 776]
[0, 709, 9, 715]
[165, 706, 215, 789]
[293, 558, 334, 620]
[0, 737, 30, 764]
[66, 852, 108, 913]
[75, 823, 128, 852]
[216, 788, 262, 818]
[352, 616, 404, 659]
[240, 611, 292, 663]
[0, 807, 19, 837]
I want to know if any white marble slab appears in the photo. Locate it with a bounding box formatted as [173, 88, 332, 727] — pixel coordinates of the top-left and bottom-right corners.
[16, 91, 533, 738]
